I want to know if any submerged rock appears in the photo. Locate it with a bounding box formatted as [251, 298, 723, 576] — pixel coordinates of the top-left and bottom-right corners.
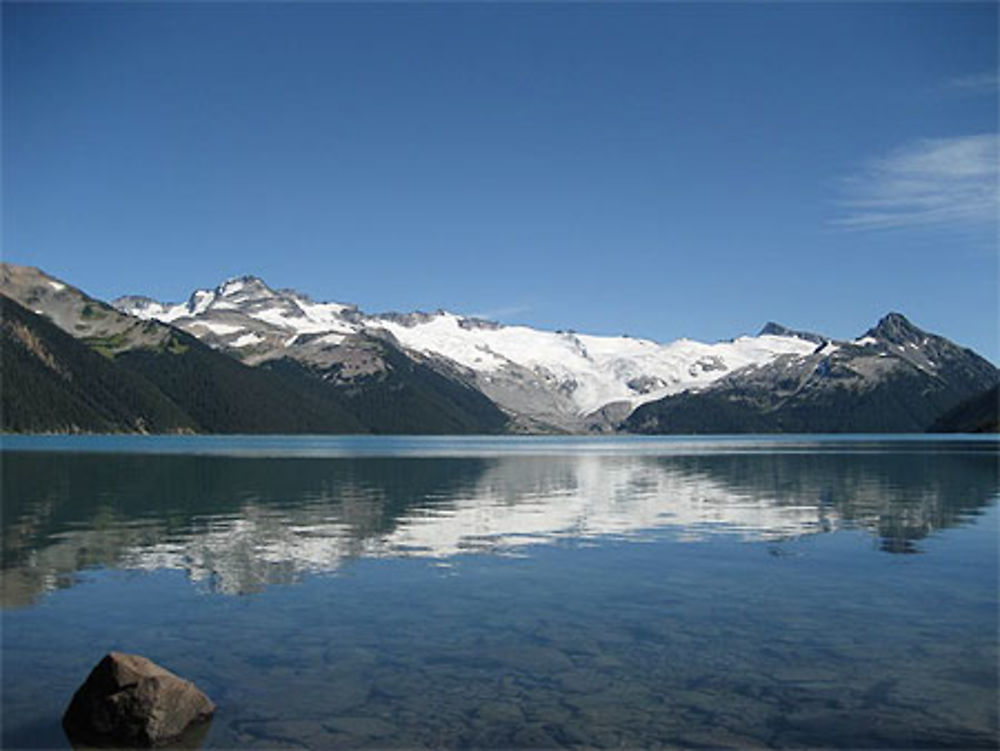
[62, 652, 215, 747]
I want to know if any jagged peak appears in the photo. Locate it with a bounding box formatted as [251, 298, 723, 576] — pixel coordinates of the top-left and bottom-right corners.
[759, 321, 792, 337]
[375, 309, 453, 328]
[175, 275, 280, 314]
[215, 275, 273, 297]
[875, 311, 915, 327]
[458, 316, 502, 331]
[866, 312, 927, 345]
[757, 322, 826, 345]
[278, 287, 311, 301]
[113, 294, 159, 307]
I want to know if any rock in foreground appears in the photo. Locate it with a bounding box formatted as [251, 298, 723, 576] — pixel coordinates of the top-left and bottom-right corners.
[63, 652, 215, 747]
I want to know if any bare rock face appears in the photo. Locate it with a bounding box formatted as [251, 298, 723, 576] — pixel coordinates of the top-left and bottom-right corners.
[62, 652, 215, 747]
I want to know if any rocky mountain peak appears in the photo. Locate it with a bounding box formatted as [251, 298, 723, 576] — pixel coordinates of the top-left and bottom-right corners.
[172, 275, 280, 316]
[215, 275, 273, 299]
[113, 294, 160, 310]
[757, 322, 825, 345]
[867, 312, 926, 346]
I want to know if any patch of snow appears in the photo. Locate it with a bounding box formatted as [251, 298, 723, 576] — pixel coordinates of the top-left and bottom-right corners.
[231, 332, 264, 348]
[315, 332, 346, 346]
[189, 290, 215, 316]
[118, 299, 192, 322]
[219, 279, 245, 297]
[122, 304, 156, 320]
[296, 299, 352, 320]
[816, 341, 839, 355]
[193, 320, 244, 336]
[853, 336, 878, 347]
[47, 280, 66, 291]
[250, 304, 357, 335]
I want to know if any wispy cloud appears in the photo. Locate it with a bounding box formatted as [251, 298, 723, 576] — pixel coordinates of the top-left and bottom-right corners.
[833, 133, 998, 231]
[946, 71, 999, 95]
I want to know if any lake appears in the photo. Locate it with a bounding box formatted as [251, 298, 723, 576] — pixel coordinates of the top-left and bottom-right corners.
[1, 435, 997, 749]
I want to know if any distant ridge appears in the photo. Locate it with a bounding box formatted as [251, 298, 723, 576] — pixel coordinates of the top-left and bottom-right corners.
[757, 322, 826, 345]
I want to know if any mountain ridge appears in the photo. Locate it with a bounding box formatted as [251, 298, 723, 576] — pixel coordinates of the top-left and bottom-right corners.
[626, 313, 998, 434]
[0, 294, 197, 433]
[3, 263, 996, 434]
[1, 265, 508, 434]
[110, 271, 823, 431]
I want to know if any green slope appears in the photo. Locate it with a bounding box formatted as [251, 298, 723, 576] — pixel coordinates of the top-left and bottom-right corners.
[1, 295, 196, 433]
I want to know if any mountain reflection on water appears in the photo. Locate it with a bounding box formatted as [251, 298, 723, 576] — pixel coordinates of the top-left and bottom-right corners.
[2, 439, 997, 605]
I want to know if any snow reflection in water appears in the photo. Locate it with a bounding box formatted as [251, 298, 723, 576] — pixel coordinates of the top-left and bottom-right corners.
[2, 440, 996, 600]
[1, 438, 997, 750]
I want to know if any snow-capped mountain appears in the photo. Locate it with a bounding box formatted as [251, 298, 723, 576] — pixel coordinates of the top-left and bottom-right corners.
[3, 264, 510, 434]
[114, 275, 818, 430]
[5, 263, 995, 434]
[626, 313, 1000, 434]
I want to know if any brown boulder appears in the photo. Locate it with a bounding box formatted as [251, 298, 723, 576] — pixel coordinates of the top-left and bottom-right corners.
[62, 652, 215, 747]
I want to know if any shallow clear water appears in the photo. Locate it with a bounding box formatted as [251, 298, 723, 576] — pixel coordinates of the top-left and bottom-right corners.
[2, 435, 997, 749]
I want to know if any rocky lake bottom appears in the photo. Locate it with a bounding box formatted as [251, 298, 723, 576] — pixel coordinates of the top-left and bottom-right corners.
[1, 436, 997, 749]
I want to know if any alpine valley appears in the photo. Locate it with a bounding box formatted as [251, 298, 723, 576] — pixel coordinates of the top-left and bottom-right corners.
[2, 263, 996, 435]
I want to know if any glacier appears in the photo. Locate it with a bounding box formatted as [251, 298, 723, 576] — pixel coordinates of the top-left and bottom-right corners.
[114, 275, 818, 430]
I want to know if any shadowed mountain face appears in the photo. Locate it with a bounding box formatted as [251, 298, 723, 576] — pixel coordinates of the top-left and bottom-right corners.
[758, 322, 825, 344]
[3, 440, 996, 606]
[930, 385, 999, 433]
[0, 265, 508, 435]
[0, 291, 368, 434]
[0, 295, 197, 433]
[626, 313, 999, 434]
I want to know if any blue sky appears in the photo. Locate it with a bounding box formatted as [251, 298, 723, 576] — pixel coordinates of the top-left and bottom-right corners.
[4, 3, 997, 360]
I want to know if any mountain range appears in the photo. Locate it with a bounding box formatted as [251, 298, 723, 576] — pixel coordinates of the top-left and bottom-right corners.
[2, 263, 996, 434]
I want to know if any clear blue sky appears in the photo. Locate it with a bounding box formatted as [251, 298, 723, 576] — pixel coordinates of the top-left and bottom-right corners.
[4, 3, 997, 360]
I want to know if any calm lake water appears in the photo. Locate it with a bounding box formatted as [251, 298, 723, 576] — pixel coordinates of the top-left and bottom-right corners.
[2, 435, 997, 749]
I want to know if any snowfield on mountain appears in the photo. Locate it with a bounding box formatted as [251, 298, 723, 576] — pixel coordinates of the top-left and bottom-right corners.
[3, 263, 994, 435]
[114, 275, 818, 428]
